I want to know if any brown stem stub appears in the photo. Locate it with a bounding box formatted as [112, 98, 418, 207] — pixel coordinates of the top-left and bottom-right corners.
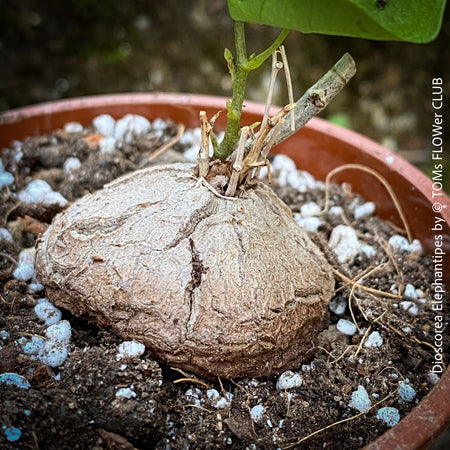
[198, 111, 211, 178]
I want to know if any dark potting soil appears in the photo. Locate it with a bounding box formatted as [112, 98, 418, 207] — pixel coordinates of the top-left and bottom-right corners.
[0, 120, 448, 450]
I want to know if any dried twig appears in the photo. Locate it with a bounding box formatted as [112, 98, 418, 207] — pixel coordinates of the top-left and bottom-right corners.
[148, 123, 185, 161]
[263, 52, 356, 148]
[225, 126, 250, 197]
[279, 45, 295, 131]
[173, 377, 213, 390]
[261, 52, 283, 131]
[240, 103, 295, 183]
[198, 111, 211, 178]
[331, 267, 402, 299]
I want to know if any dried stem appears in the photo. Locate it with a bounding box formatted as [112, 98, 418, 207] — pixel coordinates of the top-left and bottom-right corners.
[225, 127, 250, 197]
[261, 53, 283, 130]
[240, 103, 295, 183]
[279, 45, 295, 131]
[198, 111, 211, 178]
[262, 52, 356, 149]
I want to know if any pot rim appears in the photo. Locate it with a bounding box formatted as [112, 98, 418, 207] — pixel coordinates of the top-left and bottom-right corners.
[1, 92, 449, 449]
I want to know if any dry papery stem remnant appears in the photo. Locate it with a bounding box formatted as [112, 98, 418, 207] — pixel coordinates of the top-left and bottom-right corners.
[196, 51, 356, 198]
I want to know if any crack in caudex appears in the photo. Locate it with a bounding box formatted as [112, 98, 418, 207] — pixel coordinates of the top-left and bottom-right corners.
[185, 238, 206, 334]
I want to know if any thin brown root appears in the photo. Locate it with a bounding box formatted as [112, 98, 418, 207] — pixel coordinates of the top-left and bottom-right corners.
[334, 265, 376, 295]
[281, 388, 398, 449]
[148, 123, 185, 161]
[354, 325, 372, 358]
[0, 252, 18, 266]
[332, 267, 402, 299]
[173, 377, 213, 390]
[196, 176, 238, 201]
[322, 163, 413, 243]
[182, 404, 214, 413]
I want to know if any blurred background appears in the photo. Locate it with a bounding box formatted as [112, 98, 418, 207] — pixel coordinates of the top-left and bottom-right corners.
[0, 0, 449, 189]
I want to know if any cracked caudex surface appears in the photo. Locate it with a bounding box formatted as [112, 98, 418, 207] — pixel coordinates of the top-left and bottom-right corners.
[36, 163, 334, 378]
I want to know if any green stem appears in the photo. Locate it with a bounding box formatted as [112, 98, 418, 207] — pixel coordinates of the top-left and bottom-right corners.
[214, 22, 289, 162]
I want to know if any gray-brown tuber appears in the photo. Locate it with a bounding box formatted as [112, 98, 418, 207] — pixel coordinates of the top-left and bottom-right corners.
[36, 163, 334, 378]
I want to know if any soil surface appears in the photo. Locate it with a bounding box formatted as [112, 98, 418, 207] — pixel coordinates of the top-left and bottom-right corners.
[0, 119, 448, 449]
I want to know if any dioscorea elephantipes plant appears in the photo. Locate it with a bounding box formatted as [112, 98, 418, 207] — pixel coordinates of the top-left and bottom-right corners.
[35, 0, 447, 378]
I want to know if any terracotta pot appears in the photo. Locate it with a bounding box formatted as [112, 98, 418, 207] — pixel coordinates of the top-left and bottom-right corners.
[1, 93, 449, 448]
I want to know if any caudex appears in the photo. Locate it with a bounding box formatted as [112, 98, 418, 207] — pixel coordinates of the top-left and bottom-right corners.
[195, 20, 356, 197]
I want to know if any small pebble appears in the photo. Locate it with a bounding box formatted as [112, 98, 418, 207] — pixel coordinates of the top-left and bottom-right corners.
[93, 114, 116, 136]
[400, 301, 418, 315]
[364, 331, 383, 348]
[427, 371, 440, 385]
[213, 393, 233, 409]
[206, 388, 233, 409]
[18, 247, 35, 266]
[0, 228, 14, 243]
[360, 244, 376, 258]
[34, 299, 62, 325]
[114, 114, 151, 143]
[294, 215, 323, 232]
[404, 284, 417, 300]
[300, 202, 321, 217]
[329, 225, 360, 264]
[336, 319, 357, 336]
[271, 154, 297, 172]
[116, 341, 145, 360]
[45, 320, 72, 344]
[206, 389, 220, 402]
[64, 122, 83, 133]
[398, 381, 416, 402]
[185, 388, 202, 406]
[0, 171, 14, 188]
[116, 387, 137, 399]
[389, 235, 423, 253]
[63, 157, 81, 174]
[18, 179, 68, 207]
[13, 264, 35, 282]
[28, 282, 44, 294]
[21, 336, 45, 355]
[329, 296, 347, 315]
[276, 370, 303, 390]
[354, 202, 375, 219]
[349, 386, 371, 412]
[328, 206, 343, 216]
[0, 373, 30, 389]
[287, 170, 317, 192]
[250, 405, 266, 423]
[152, 118, 167, 131]
[377, 407, 400, 427]
[99, 136, 117, 154]
[179, 129, 196, 146]
[40, 341, 69, 367]
[3, 426, 22, 442]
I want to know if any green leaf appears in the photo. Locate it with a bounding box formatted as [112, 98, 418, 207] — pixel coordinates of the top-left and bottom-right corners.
[228, 0, 447, 43]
